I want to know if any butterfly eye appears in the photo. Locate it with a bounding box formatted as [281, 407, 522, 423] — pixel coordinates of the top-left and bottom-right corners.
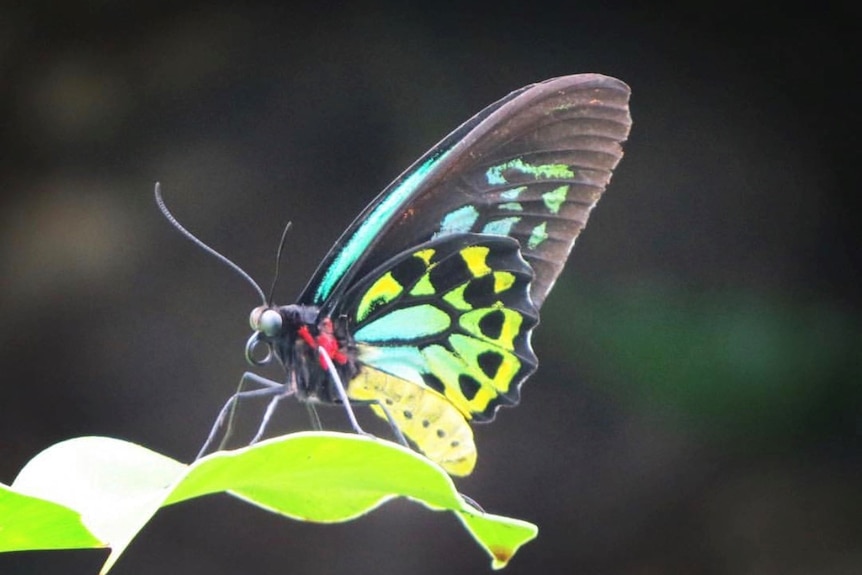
[260, 309, 283, 336]
[261, 311, 283, 337]
[249, 306, 283, 337]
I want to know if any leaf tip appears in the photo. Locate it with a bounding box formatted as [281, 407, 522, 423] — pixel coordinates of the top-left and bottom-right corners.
[490, 545, 515, 569]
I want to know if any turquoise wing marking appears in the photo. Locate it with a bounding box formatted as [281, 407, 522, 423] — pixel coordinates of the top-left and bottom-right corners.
[313, 150, 450, 304]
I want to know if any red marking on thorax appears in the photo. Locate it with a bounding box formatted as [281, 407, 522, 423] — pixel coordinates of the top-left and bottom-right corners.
[298, 318, 347, 369]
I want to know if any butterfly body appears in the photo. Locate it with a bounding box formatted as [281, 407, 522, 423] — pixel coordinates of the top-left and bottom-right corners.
[250, 304, 357, 404]
[241, 74, 632, 476]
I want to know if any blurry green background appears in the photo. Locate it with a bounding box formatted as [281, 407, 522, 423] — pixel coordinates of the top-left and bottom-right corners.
[1, 2, 859, 574]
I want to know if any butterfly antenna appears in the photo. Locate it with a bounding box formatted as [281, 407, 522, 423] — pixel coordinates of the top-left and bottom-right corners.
[266, 220, 293, 305]
[154, 183, 267, 305]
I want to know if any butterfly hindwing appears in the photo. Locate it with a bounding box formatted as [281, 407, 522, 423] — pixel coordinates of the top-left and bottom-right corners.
[337, 234, 538, 474]
[301, 74, 632, 312]
[342, 233, 538, 418]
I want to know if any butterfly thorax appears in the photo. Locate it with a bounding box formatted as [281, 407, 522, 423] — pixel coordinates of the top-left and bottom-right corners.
[249, 304, 359, 403]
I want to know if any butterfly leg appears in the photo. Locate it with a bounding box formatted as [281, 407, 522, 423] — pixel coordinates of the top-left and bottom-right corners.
[248, 385, 298, 445]
[317, 347, 367, 436]
[350, 397, 409, 448]
[306, 403, 323, 431]
[317, 347, 409, 448]
[459, 493, 485, 513]
[196, 372, 289, 460]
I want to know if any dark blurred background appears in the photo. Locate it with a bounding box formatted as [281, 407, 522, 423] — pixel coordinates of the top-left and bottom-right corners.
[1, 2, 859, 574]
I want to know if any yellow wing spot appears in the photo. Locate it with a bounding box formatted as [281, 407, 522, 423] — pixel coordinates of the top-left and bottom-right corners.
[348, 366, 477, 476]
[414, 248, 436, 266]
[460, 246, 492, 277]
[493, 271, 515, 293]
[356, 271, 403, 322]
[463, 382, 498, 416]
[494, 307, 524, 350]
[490, 351, 520, 391]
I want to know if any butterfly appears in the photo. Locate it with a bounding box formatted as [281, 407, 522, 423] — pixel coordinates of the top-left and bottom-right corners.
[164, 74, 631, 476]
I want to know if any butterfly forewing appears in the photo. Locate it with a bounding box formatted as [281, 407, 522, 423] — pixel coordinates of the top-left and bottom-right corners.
[301, 74, 632, 311]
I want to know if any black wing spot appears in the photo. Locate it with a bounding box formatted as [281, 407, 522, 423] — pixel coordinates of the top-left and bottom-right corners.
[403, 410, 413, 420]
[436, 428, 446, 438]
[422, 419, 430, 428]
[463, 275, 495, 307]
[422, 373, 446, 394]
[390, 254, 429, 288]
[477, 351, 503, 380]
[458, 374, 482, 401]
[478, 309, 505, 340]
[429, 254, 470, 293]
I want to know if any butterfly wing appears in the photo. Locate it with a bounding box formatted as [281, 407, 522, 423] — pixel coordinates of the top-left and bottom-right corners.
[341, 233, 538, 475]
[300, 74, 632, 312]
[296, 74, 631, 475]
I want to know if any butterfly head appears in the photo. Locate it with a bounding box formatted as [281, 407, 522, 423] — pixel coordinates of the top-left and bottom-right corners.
[246, 304, 321, 367]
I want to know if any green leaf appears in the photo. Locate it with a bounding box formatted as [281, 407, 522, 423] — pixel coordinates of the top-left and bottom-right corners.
[0, 483, 103, 552]
[10, 436, 189, 573]
[456, 509, 539, 569]
[2, 433, 536, 572]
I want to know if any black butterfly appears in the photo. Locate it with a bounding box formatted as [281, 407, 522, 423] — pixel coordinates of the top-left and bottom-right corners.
[160, 74, 631, 475]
